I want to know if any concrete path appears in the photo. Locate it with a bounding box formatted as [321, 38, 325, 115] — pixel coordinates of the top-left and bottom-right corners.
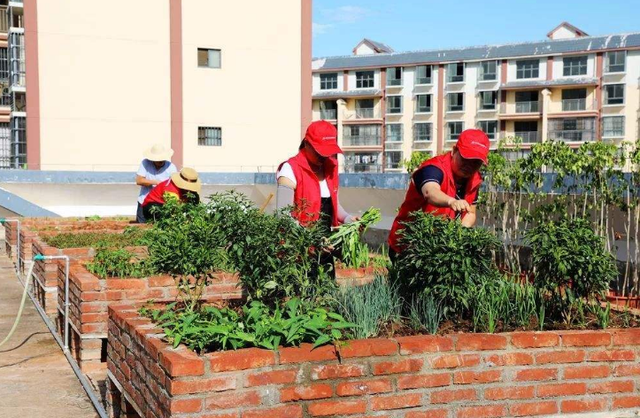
[0, 256, 97, 418]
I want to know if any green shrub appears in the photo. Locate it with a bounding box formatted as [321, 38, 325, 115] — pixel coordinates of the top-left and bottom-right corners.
[86, 248, 153, 279]
[43, 227, 148, 249]
[525, 217, 617, 314]
[394, 212, 501, 315]
[143, 298, 355, 353]
[403, 151, 431, 174]
[333, 275, 402, 339]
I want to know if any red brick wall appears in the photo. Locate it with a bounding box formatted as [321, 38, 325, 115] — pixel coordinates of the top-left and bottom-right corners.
[108, 303, 640, 418]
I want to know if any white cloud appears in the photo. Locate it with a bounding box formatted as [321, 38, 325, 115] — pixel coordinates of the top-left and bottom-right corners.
[322, 5, 371, 24]
[313, 22, 333, 36]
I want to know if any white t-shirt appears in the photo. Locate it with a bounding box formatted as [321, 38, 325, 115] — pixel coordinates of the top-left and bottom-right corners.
[136, 159, 178, 204]
[276, 163, 331, 197]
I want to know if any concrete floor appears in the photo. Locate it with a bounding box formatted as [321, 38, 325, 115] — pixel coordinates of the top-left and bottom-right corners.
[0, 256, 97, 418]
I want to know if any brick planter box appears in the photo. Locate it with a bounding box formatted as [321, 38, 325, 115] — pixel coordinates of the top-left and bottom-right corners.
[335, 266, 382, 287]
[107, 302, 640, 418]
[62, 264, 242, 373]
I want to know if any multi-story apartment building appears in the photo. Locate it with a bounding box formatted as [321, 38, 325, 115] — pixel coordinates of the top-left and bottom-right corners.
[312, 23, 640, 172]
[0, 0, 312, 171]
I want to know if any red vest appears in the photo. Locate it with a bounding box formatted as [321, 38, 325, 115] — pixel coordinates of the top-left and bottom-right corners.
[278, 151, 340, 227]
[142, 179, 182, 206]
[388, 152, 483, 252]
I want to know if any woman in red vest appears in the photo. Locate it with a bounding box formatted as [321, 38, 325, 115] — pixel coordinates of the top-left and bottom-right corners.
[276, 121, 358, 275]
[388, 129, 490, 260]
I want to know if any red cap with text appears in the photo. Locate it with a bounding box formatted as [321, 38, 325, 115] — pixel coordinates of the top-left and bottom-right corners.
[304, 121, 343, 157]
[456, 129, 490, 164]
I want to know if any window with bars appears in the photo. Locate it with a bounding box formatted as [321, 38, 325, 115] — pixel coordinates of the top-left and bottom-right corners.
[479, 61, 497, 81]
[563, 56, 587, 76]
[0, 122, 9, 169]
[386, 96, 403, 114]
[415, 65, 432, 84]
[0, 48, 8, 80]
[447, 122, 464, 141]
[385, 151, 403, 170]
[413, 123, 432, 142]
[604, 84, 624, 105]
[320, 73, 338, 90]
[198, 126, 222, 146]
[197, 48, 221, 68]
[602, 116, 625, 138]
[477, 120, 498, 140]
[605, 51, 626, 73]
[447, 62, 464, 83]
[385, 124, 403, 142]
[516, 59, 539, 79]
[386, 67, 402, 86]
[415, 94, 432, 113]
[356, 71, 375, 88]
[479, 91, 497, 110]
[447, 93, 464, 111]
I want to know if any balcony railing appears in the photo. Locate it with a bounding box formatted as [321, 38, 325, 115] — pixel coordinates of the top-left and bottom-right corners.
[320, 109, 337, 120]
[514, 131, 541, 143]
[356, 108, 375, 119]
[562, 98, 586, 111]
[515, 101, 540, 113]
[0, 94, 10, 107]
[343, 135, 382, 147]
[548, 130, 596, 142]
[344, 163, 383, 173]
[0, 7, 8, 33]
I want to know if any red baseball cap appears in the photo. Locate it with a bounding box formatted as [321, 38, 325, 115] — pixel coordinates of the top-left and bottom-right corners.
[456, 129, 490, 164]
[304, 121, 342, 157]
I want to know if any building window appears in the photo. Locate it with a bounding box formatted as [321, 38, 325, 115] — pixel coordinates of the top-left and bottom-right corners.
[415, 65, 432, 85]
[355, 99, 374, 118]
[604, 84, 624, 105]
[416, 94, 432, 113]
[0, 48, 8, 80]
[479, 61, 497, 81]
[562, 88, 587, 111]
[386, 96, 403, 114]
[516, 59, 539, 79]
[320, 73, 338, 90]
[386, 124, 403, 142]
[602, 116, 625, 138]
[197, 48, 221, 68]
[563, 56, 588, 76]
[344, 125, 381, 146]
[479, 91, 497, 110]
[515, 91, 539, 113]
[447, 62, 464, 83]
[477, 120, 498, 140]
[385, 151, 403, 170]
[356, 71, 375, 88]
[447, 122, 464, 141]
[605, 51, 626, 73]
[198, 126, 222, 146]
[548, 117, 596, 142]
[344, 152, 382, 173]
[514, 121, 540, 144]
[447, 93, 464, 112]
[387, 67, 402, 86]
[319, 101, 337, 120]
[413, 123, 432, 142]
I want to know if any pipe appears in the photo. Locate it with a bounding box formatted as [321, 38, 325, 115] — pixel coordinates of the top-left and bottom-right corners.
[0, 218, 22, 274]
[0, 256, 35, 348]
[20, 254, 108, 418]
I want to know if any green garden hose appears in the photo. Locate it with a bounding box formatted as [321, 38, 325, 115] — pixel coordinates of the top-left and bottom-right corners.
[0, 255, 42, 349]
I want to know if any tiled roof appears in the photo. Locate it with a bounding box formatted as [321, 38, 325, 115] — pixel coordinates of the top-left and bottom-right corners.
[501, 77, 599, 89]
[313, 33, 640, 71]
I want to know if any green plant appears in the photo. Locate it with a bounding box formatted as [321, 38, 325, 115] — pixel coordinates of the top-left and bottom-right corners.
[403, 151, 431, 174]
[394, 212, 501, 315]
[43, 228, 148, 249]
[86, 248, 153, 279]
[525, 217, 618, 320]
[144, 298, 355, 353]
[333, 275, 402, 339]
[588, 301, 611, 329]
[330, 208, 381, 269]
[408, 293, 443, 334]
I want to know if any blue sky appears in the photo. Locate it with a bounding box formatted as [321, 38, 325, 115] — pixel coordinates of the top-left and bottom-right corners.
[312, 0, 640, 58]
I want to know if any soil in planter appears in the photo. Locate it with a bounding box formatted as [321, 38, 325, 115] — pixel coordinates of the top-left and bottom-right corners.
[43, 228, 149, 249]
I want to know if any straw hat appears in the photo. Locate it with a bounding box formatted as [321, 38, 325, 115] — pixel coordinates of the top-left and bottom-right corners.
[171, 167, 202, 194]
[144, 144, 174, 162]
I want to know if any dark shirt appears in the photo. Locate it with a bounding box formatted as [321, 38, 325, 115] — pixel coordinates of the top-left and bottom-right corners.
[413, 165, 478, 204]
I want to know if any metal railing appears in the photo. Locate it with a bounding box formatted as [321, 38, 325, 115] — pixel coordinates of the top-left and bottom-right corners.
[384, 141, 402, 150]
[562, 98, 587, 111]
[514, 131, 541, 143]
[343, 135, 382, 147]
[344, 163, 383, 173]
[548, 130, 596, 142]
[320, 109, 337, 120]
[515, 100, 540, 113]
[356, 108, 375, 119]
